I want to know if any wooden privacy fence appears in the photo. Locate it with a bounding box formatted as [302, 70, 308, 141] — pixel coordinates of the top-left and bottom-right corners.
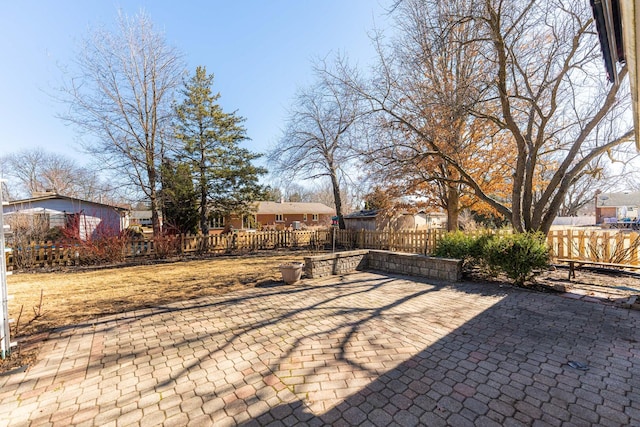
[332, 228, 517, 254]
[5, 229, 333, 269]
[177, 230, 332, 254]
[546, 229, 640, 265]
[332, 229, 447, 254]
[7, 228, 640, 269]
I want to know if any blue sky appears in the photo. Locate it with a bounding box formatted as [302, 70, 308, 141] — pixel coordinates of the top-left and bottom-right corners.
[0, 1, 392, 171]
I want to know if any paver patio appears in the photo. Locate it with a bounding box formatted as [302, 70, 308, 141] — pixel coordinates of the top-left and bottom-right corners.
[0, 271, 639, 426]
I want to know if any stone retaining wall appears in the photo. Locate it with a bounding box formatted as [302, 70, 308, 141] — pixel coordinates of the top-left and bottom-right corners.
[304, 250, 462, 282]
[367, 250, 462, 282]
[303, 250, 369, 279]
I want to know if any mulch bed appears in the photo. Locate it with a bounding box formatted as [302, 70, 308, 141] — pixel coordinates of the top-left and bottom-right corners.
[467, 265, 640, 301]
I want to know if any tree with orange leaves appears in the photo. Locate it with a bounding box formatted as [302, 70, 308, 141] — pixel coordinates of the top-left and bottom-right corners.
[356, 0, 512, 231]
[336, 0, 633, 233]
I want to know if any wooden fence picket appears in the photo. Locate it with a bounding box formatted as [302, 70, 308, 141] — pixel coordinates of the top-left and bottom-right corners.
[8, 227, 640, 270]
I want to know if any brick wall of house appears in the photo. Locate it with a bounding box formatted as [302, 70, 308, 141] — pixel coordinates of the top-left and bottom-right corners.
[596, 207, 617, 224]
[257, 213, 331, 228]
[208, 212, 332, 233]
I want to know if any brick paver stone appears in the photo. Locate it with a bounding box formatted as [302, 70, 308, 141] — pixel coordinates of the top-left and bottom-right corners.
[0, 272, 638, 426]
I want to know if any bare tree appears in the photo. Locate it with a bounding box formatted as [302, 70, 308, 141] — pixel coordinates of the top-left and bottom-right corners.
[308, 180, 358, 213]
[558, 153, 640, 217]
[59, 10, 184, 235]
[1, 148, 115, 201]
[282, 183, 313, 203]
[268, 65, 362, 229]
[1, 149, 45, 197]
[263, 179, 358, 211]
[337, 0, 634, 233]
[475, 0, 633, 232]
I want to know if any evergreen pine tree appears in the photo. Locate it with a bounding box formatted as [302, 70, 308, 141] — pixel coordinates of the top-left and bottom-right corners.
[174, 66, 266, 234]
[160, 159, 199, 235]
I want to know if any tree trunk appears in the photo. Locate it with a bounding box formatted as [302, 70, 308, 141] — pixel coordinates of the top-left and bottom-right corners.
[147, 163, 162, 237]
[329, 169, 345, 229]
[150, 188, 161, 237]
[199, 186, 207, 235]
[446, 184, 459, 232]
[199, 150, 208, 235]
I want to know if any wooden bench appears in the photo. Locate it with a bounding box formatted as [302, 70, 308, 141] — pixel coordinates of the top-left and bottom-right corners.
[556, 258, 640, 280]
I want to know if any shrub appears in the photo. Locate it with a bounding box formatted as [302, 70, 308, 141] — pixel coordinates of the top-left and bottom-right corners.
[433, 231, 476, 260]
[434, 231, 493, 267]
[75, 235, 127, 265]
[44, 226, 65, 242]
[5, 213, 50, 269]
[153, 234, 181, 259]
[482, 232, 549, 286]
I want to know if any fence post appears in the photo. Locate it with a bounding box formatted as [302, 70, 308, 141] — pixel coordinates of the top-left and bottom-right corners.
[631, 232, 640, 265]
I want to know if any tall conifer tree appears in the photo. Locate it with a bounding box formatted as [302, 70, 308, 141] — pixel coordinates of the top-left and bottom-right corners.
[174, 66, 265, 234]
[160, 159, 198, 234]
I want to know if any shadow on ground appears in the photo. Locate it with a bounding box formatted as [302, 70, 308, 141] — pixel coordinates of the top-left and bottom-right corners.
[2, 272, 639, 426]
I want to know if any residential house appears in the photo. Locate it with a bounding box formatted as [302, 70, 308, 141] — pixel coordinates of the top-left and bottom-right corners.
[595, 191, 640, 224]
[208, 201, 335, 232]
[130, 210, 162, 229]
[344, 209, 447, 231]
[3, 194, 128, 240]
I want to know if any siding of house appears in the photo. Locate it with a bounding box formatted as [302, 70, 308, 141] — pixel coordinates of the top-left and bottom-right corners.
[345, 211, 447, 231]
[5, 198, 124, 240]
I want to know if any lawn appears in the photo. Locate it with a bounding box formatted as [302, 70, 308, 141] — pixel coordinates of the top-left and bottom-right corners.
[2, 252, 308, 371]
[5, 252, 307, 339]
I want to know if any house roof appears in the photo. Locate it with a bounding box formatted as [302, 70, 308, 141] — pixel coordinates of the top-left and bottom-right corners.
[344, 209, 379, 219]
[592, 1, 640, 149]
[596, 191, 640, 208]
[6, 194, 128, 211]
[344, 209, 447, 219]
[130, 210, 163, 219]
[4, 207, 65, 215]
[256, 201, 334, 215]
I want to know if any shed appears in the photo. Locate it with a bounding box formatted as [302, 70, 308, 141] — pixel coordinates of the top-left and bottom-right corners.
[344, 209, 447, 231]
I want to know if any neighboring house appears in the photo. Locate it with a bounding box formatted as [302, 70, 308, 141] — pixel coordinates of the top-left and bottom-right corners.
[344, 209, 447, 231]
[552, 216, 596, 227]
[208, 201, 335, 232]
[3, 194, 128, 240]
[130, 210, 162, 228]
[595, 191, 640, 224]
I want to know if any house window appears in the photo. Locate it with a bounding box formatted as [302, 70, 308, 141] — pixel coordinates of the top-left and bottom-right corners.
[242, 215, 257, 229]
[209, 213, 225, 229]
[275, 214, 284, 222]
[303, 213, 307, 221]
[312, 214, 319, 221]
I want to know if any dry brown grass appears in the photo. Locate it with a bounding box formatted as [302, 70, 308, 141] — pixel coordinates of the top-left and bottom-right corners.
[2, 252, 309, 372]
[6, 252, 307, 339]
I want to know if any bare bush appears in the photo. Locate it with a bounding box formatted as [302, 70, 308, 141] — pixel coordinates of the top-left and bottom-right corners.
[152, 234, 181, 259]
[5, 213, 50, 269]
[72, 234, 127, 265]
